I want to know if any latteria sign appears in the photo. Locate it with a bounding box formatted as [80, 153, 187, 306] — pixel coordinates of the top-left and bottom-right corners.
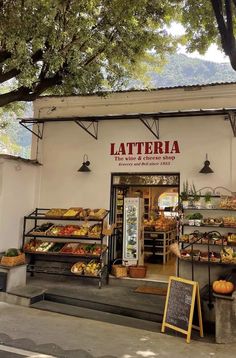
[110, 140, 180, 167]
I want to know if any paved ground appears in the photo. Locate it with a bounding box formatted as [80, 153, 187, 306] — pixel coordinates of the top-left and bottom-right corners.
[0, 303, 236, 358]
[0, 344, 56, 357]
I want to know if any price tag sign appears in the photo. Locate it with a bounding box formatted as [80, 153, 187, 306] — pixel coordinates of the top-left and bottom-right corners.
[161, 276, 204, 343]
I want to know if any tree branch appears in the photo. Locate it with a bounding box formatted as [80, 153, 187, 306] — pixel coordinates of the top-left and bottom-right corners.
[210, 0, 229, 53]
[0, 68, 21, 83]
[0, 50, 11, 64]
[225, 0, 234, 44]
[0, 48, 43, 84]
[211, 0, 236, 70]
[0, 70, 64, 106]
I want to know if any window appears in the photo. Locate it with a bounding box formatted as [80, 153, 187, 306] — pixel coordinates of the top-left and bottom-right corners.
[158, 192, 179, 210]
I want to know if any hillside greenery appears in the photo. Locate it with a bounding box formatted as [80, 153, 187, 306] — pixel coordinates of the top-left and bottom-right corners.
[147, 54, 236, 88]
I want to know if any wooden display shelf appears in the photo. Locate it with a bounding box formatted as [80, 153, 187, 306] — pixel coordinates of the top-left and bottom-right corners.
[183, 224, 236, 229]
[180, 241, 236, 246]
[25, 232, 103, 240]
[22, 208, 110, 288]
[24, 248, 107, 258]
[183, 208, 236, 211]
[180, 258, 236, 266]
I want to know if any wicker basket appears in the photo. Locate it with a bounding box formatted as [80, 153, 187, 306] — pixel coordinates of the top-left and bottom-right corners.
[111, 259, 128, 278]
[1, 253, 25, 267]
[129, 265, 147, 278]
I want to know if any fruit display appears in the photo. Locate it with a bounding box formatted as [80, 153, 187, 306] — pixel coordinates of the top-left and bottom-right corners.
[63, 208, 83, 217]
[180, 246, 236, 264]
[88, 208, 107, 219]
[144, 215, 176, 232]
[212, 280, 235, 294]
[71, 261, 86, 274]
[47, 225, 65, 236]
[180, 249, 199, 261]
[60, 243, 79, 253]
[219, 196, 236, 210]
[220, 247, 236, 263]
[45, 208, 67, 217]
[228, 233, 236, 243]
[202, 217, 223, 226]
[84, 260, 101, 276]
[89, 224, 102, 237]
[24, 240, 106, 256]
[24, 239, 41, 252]
[73, 244, 106, 256]
[30, 222, 54, 235]
[180, 232, 228, 245]
[223, 216, 236, 227]
[47, 242, 65, 252]
[35, 242, 54, 252]
[200, 251, 221, 263]
[71, 260, 101, 276]
[78, 208, 107, 219]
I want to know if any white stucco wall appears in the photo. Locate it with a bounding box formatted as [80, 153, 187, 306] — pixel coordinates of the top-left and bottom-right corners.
[0, 158, 39, 251]
[33, 84, 236, 209]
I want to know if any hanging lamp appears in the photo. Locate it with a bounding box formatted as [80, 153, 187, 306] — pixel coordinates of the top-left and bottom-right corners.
[199, 154, 214, 174]
[78, 154, 91, 172]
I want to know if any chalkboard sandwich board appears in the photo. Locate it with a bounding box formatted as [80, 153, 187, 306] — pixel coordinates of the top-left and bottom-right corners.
[161, 276, 203, 343]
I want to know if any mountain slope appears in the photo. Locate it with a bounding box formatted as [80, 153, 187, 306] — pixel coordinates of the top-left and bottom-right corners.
[148, 53, 236, 88]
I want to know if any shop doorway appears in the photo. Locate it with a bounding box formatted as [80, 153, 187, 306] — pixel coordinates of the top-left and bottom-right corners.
[110, 173, 180, 282]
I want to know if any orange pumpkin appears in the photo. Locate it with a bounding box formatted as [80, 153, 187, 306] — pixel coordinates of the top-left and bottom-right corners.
[212, 280, 234, 294]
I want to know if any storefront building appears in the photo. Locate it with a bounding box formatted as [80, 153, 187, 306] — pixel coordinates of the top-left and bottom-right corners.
[1, 82, 236, 288]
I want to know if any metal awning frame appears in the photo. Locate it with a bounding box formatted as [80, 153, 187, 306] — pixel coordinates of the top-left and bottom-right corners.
[19, 107, 236, 140]
[19, 119, 44, 140]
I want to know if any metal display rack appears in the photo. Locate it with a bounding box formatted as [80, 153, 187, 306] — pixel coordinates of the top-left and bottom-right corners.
[22, 208, 110, 288]
[179, 205, 236, 307]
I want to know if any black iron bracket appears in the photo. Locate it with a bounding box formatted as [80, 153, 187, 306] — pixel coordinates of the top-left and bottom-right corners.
[75, 120, 98, 140]
[139, 116, 159, 139]
[19, 120, 44, 140]
[226, 111, 236, 136]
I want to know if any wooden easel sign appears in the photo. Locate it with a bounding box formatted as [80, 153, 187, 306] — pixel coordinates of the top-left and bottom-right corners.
[161, 276, 204, 343]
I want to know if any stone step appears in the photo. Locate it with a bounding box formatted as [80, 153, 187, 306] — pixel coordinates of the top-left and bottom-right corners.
[31, 300, 162, 332]
[44, 289, 164, 322]
[0, 285, 46, 306]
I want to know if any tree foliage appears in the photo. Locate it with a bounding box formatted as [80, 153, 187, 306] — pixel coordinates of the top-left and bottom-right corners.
[1, 0, 236, 108]
[181, 1, 236, 70]
[0, 0, 180, 106]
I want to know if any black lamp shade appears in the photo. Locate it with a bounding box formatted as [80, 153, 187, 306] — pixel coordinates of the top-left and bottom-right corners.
[78, 160, 90, 172]
[199, 155, 214, 174]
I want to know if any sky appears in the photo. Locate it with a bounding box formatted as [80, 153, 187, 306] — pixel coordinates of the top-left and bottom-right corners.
[180, 43, 229, 63]
[170, 22, 229, 64]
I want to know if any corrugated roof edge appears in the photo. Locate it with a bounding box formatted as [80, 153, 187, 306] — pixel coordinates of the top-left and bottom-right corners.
[36, 81, 236, 99]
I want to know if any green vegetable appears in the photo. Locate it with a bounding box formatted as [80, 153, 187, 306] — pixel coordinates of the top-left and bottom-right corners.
[187, 213, 203, 220]
[5, 248, 19, 257]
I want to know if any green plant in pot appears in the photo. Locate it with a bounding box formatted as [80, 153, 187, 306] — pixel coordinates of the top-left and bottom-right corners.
[180, 180, 189, 208]
[187, 213, 203, 226]
[204, 191, 212, 209]
[190, 183, 201, 208]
